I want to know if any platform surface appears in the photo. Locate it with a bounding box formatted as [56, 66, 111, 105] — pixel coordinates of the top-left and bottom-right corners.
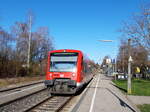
[76, 74, 138, 112]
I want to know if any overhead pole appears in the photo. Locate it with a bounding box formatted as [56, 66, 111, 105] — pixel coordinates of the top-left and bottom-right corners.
[27, 15, 32, 69]
[127, 39, 132, 94]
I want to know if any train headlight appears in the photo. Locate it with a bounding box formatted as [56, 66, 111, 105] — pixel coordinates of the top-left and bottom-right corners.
[72, 73, 76, 77]
[72, 68, 77, 72]
[49, 73, 52, 77]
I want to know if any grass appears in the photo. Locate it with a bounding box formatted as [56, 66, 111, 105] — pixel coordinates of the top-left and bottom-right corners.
[137, 104, 150, 112]
[0, 76, 45, 88]
[112, 79, 150, 96]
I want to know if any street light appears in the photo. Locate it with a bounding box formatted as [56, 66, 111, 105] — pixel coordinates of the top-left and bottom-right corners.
[98, 40, 113, 42]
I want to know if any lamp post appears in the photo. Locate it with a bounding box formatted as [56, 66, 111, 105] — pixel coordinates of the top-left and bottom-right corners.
[98, 40, 113, 42]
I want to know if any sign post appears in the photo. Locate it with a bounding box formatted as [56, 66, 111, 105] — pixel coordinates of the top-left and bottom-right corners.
[128, 39, 132, 94]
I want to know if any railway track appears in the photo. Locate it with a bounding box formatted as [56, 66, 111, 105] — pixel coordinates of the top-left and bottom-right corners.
[0, 85, 73, 112]
[0, 88, 50, 112]
[25, 79, 93, 112]
[0, 78, 93, 112]
[0, 81, 45, 106]
[26, 96, 73, 112]
[0, 80, 44, 93]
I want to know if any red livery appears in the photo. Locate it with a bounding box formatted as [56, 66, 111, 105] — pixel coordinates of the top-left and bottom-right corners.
[44, 49, 93, 94]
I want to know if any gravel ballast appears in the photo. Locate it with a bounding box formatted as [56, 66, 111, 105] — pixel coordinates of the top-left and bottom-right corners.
[0, 89, 50, 112]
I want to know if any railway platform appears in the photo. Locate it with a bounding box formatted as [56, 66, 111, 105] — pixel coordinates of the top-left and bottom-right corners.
[73, 74, 140, 112]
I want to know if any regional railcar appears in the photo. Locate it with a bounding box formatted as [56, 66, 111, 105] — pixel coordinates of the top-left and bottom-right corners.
[44, 49, 92, 94]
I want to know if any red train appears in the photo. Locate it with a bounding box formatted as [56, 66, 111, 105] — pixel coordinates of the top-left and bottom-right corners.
[44, 49, 93, 94]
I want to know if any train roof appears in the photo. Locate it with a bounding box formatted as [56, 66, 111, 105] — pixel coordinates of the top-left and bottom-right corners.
[49, 49, 83, 54]
[49, 49, 90, 61]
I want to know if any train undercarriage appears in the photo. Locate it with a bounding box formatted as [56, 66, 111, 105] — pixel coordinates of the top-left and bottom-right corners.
[45, 78, 79, 94]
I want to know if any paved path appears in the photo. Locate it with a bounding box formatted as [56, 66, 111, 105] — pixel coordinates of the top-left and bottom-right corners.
[127, 95, 150, 105]
[76, 74, 139, 112]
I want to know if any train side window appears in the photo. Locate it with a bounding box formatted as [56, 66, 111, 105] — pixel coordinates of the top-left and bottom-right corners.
[83, 62, 87, 73]
[81, 57, 83, 67]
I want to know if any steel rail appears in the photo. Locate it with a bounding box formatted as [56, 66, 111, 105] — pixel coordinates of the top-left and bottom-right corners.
[24, 95, 53, 112]
[0, 80, 44, 92]
[0, 88, 47, 107]
[25, 96, 73, 112]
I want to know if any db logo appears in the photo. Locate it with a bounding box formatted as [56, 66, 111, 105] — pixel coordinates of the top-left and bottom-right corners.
[60, 74, 64, 77]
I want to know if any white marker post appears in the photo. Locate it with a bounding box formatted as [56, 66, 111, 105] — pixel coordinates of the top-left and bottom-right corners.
[128, 39, 132, 94]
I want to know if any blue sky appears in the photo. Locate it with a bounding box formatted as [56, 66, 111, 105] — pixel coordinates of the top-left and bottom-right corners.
[0, 0, 149, 63]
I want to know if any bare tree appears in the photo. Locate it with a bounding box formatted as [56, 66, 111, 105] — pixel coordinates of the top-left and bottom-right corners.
[119, 4, 150, 52]
[117, 39, 148, 76]
[118, 3, 150, 78]
[0, 27, 14, 77]
[30, 27, 54, 75]
[0, 11, 54, 78]
[11, 22, 29, 76]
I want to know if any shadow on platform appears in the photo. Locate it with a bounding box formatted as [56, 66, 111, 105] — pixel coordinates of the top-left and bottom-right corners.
[106, 88, 137, 112]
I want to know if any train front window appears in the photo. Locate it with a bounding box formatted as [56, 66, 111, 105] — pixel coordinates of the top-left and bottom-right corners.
[50, 52, 78, 72]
